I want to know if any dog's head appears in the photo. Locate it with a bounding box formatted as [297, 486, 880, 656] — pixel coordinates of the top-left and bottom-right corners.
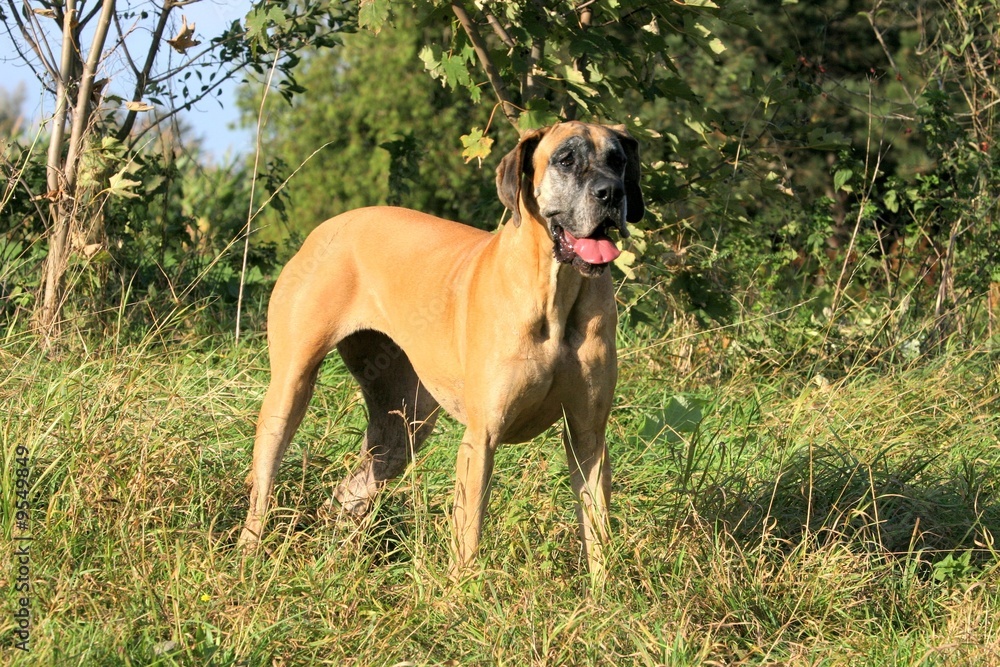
[496, 121, 644, 277]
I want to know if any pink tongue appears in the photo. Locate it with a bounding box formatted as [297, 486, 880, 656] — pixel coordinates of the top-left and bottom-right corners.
[564, 230, 621, 264]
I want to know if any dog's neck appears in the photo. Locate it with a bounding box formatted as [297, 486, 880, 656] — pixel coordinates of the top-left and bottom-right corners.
[492, 209, 588, 340]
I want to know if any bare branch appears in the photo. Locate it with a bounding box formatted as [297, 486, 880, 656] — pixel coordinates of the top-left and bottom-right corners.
[117, 1, 175, 141]
[79, 0, 108, 31]
[451, 0, 519, 129]
[112, 11, 143, 78]
[148, 39, 240, 85]
[865, 5, 916, 105]
[482, 4, 515, 50]
[128, 66, 239, 147]
[27, 3, 63, 80]
[563, 4, 592, 121]
[5, 0, 59, 82]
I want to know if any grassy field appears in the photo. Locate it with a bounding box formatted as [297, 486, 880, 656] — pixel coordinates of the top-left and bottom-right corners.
[1, 309, 998, 666]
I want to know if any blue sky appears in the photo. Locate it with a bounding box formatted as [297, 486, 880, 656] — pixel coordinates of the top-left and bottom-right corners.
[2, 0, 253, 159]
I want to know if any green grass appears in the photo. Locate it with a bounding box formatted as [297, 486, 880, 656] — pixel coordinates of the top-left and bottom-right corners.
[1, 315, 998, 666]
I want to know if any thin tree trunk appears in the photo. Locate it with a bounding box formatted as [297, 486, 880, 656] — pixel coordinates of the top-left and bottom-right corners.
[38, 0, 79, 341]
[37, 0, 117, 343]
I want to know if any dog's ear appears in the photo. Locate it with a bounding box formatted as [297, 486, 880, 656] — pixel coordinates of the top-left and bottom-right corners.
[610, 125, 645, 223]
[496, 128, 546, 227]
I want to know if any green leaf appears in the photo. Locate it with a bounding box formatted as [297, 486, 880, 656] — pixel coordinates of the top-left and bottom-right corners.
[517, 99, 559, 132]
[418, 45, 441, 79]
[692, 22, 727, 55]
[244, 6, 288, 49]
[86, 248, 113, 265]
[884, 189, 899, 213]
[108, 167, 141, 199]
[637, 396, 705, 445]
[834, 169, 853, 193]
[143, 173, 167, 195]
[660, 395, 705, 443]
[439, 52, 473, 91]
[466, 82, 482, 104]
[657, 77, 698, 103]
[460, 128, 493, 164]
[613, 249, 637, 280]
[358, 0, 391, 34]
[684, 117, 710, 140]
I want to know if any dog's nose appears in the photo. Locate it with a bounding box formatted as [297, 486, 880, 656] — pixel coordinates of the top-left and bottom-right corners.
[591, 178, 624, 205]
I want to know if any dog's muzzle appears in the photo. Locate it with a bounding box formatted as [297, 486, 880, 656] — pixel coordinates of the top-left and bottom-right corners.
[550, 219, 627, 276]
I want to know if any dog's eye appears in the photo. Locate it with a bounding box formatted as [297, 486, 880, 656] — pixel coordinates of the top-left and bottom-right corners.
[607, 153, 626, 173]
[558, 153, 575, 168]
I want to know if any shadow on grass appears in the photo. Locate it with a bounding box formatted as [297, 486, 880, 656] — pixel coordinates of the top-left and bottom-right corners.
[710, 445, 999, 571]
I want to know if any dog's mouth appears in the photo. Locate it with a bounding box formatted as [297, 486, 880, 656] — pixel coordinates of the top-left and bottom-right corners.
[551, 220, 622, 275]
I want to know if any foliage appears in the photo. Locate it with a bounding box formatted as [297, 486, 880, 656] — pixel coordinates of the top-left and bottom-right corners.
[1, 2, 999, 662]
[240, 6, 511, 241]
[0, 0, 354, 337]
[0, 134, 282, 334]
[0, 84, 26, 138]
[1, 0, 996, 360]
[329, 0, 997, 372]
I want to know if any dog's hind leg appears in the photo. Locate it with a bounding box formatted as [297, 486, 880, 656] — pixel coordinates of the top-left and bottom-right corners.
[239, 343, 327, 549]
[331, 330, 439, 516]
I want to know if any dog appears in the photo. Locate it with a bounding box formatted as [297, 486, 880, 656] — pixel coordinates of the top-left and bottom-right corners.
[239, 121, 643, 580]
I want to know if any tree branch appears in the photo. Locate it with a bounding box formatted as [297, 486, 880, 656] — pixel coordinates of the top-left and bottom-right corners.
[128, 67, 239, 148]
[5, 0, 59, 82]
[63, 0, 116, 190]
[522, 0, 546, 101]
[482, 4, 515, 49]
[78, 0, 107, 31]
[563, 3, 593, 120]
[451, 0, 518, 129]
[865, 5, 916, 105]
[148, 40, 239, 85]
[117, 0, 175, 140]
[113, 11, 143, 79]
[45, 0, 78, 198]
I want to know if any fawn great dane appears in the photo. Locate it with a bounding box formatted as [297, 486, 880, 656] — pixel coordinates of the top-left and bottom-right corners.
[239, 121, 644, 578]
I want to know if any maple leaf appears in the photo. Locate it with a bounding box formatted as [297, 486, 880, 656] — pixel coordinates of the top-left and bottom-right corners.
[166, 15, 201, 54]
[461, 128, 494, 165]
[108, 166, 141, 199]
[358, 0, 391, 34]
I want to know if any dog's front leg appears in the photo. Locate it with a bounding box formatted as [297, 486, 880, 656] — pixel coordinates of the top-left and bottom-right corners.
[563, 424, 612, 585]
[450, 426, 497, 577]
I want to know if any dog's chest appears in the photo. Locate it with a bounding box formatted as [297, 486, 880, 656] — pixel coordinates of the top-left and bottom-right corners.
[496, 313, 614, 443]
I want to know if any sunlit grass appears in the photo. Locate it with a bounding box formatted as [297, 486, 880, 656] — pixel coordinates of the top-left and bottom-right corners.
[0, 315, 997, 665]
